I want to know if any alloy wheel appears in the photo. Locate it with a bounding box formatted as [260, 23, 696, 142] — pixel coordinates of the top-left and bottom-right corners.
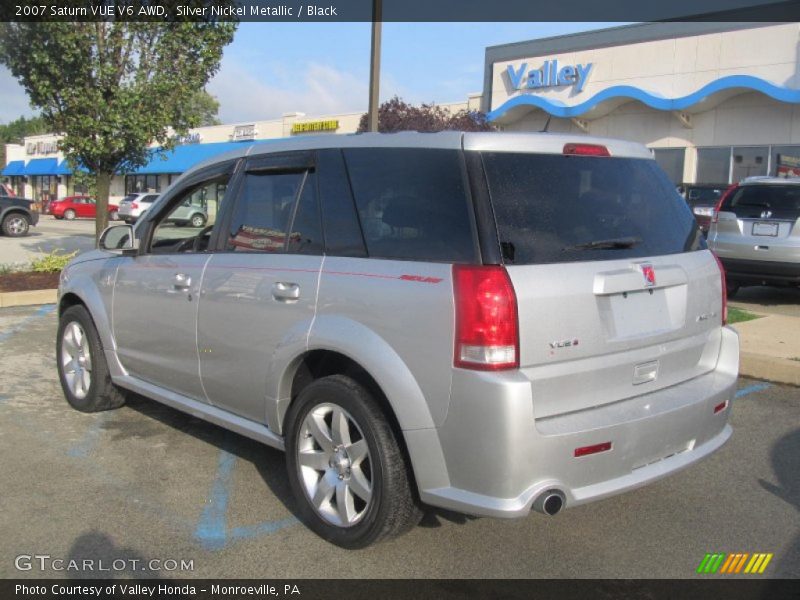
[296, 403, 373, 527]
[60, 321, 92, 400]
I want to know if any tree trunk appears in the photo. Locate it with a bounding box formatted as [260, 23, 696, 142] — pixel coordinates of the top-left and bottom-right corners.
[95, 171, 112, 242]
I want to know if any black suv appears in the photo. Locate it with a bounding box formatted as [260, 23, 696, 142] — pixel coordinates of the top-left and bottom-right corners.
[0, 195, 39, 237]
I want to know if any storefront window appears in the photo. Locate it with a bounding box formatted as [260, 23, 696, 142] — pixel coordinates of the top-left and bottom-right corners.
[696, 147, 731, 185]
[731, 146, 768, 182]
[125, 174, 160, 194]
[652, 148, 685, 185]
[770, 145, 800, 178]
[32, 175, 58, 209]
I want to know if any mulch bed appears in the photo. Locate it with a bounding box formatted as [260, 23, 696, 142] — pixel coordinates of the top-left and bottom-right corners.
[0, 271, 60, 293]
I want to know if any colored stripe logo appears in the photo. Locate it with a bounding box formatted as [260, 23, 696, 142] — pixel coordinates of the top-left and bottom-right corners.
[697, 552, 773, 574]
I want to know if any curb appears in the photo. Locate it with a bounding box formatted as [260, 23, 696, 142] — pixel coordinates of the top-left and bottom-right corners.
[0, 288, 57, 308]
[739, 352, 800, 387]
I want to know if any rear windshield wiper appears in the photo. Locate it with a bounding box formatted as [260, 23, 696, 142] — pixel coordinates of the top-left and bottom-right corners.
[562, 236, 642, 252]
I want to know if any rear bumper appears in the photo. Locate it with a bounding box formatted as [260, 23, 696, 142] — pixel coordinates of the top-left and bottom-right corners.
[413, 326, 738, 518]
[720, 257, 800, 285]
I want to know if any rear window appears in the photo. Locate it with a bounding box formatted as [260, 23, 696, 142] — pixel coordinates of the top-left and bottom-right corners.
[481, 152, 705, 265]
[686, 186, 725, 208]
[343, 148, 477, 263]
[721, 184, 800, 220]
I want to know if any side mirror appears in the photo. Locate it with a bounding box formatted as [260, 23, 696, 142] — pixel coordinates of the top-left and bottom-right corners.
[98, 224, 138, 254]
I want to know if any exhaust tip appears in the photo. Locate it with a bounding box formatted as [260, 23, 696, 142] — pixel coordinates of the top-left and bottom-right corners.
[533, 490, 565, 516]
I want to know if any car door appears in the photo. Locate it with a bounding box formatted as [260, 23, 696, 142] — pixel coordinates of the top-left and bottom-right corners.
[84, 197, 97, 219]
[198, 151, 323, 426]
[112, 161, 238, 401]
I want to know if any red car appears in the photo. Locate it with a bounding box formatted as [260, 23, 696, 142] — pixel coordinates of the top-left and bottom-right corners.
[48, 196, 120, 221]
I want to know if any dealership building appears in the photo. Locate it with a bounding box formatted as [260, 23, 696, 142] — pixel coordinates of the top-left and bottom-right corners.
[482, 22, 800, 185]
[5, 21, 800, 207]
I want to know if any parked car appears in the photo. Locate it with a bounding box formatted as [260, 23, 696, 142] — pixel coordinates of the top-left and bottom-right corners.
[56, 132, 737, 549]
[117, 193, 160, 223]
[708, 177, 800, 297]
[682, 184, 730, 234]
[48, 195, 120, 221]
[0, 194, 38, 237]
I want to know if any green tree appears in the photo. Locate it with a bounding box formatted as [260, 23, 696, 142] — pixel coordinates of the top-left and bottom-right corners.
[357, 96, 495, 134]
[0, 115, 49, 166]
[186, 89, 223, 127]
[0, 19, 236, 239]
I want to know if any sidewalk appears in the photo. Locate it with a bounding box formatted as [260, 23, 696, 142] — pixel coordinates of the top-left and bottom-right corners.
[735, 314, 800, 386]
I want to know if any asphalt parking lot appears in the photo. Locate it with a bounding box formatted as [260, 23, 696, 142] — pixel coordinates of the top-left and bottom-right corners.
[0, 217, 96, 266]
[0, 304, 798, 579]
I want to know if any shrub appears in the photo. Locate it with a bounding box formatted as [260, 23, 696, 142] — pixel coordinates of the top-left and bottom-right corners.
[29, 249, 78, 273]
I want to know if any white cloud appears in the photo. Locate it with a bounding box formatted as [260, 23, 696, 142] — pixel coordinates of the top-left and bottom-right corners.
[208, 60, 370, 123]
[0, 67, 36, 124]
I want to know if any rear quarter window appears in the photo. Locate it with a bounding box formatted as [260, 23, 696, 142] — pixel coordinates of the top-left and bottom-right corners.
[481, 152, 705, 265]
[343, 148, 477, 263]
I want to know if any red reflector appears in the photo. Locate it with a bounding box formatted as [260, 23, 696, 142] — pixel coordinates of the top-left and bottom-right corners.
[563, 143, 610, 157]
[714, 400, 728, 414]
[574, 441, 612, 457]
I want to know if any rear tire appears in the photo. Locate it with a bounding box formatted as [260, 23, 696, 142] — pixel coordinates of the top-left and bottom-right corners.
[1, 212, 30, 237]
[190, 213, 206, 228]
[56, 305, 126, 413]
[109, 210, 119, 221]
[726, 281, 740, 299]
[285, 375, 422, 548]
[64, 209, 76, 220]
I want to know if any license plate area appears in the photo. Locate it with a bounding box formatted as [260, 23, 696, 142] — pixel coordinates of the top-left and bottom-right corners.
[752, 221, 779, 236]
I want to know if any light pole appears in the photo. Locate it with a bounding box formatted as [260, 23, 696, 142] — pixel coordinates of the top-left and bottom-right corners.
[367, 0, 382, 132]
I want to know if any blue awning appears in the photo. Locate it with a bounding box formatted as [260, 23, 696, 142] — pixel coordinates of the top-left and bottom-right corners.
[1, 160, 25, 176]
[56, 159, 83, 175]
[22, 158, 62, 176]
[132, 140, 263, 175]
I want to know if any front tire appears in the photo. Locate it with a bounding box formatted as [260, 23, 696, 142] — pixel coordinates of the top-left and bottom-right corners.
[108, 210, 119, 221]
[1, 213, 30, 237]
[57, 305, 126, 413]
[285, 375, 422, 548]
[190, 213, 206, 228]
[726, 281, 740, 298]
[64, 209, 76, 220]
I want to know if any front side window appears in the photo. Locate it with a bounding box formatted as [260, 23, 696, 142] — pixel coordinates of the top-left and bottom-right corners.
[150, 175, 230, 254]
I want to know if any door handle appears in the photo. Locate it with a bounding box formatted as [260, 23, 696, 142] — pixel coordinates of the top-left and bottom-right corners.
[173, 273, 192, 290]
[272, 281, 300, 301]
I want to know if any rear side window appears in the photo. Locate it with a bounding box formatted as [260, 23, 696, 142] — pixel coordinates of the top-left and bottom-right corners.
[481, 152, 705, 265]
[343, 148, 476, 263]
[721, 184, 800, 220]
[227, 171, 305, 252]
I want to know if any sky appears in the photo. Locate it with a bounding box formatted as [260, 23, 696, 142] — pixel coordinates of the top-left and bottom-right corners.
[0, 22, 627, 125]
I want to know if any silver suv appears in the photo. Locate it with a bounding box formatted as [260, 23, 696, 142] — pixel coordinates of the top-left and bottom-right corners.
[56, 132, 738, 548]
[708, 177, 800, 296]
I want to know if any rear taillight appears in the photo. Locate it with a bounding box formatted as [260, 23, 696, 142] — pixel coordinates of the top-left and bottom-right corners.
[563, 143, 610, 157]
[711, 184, 737, 224]
[130, 203, 138, 209]
[712, 253, 728, 325]
[453, 265, 519, 370]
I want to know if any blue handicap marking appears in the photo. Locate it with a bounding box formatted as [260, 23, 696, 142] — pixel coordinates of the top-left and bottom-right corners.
[735, 383, 772, 398]
[0, 304, 56, 344]
[194, 447, 298, 550]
